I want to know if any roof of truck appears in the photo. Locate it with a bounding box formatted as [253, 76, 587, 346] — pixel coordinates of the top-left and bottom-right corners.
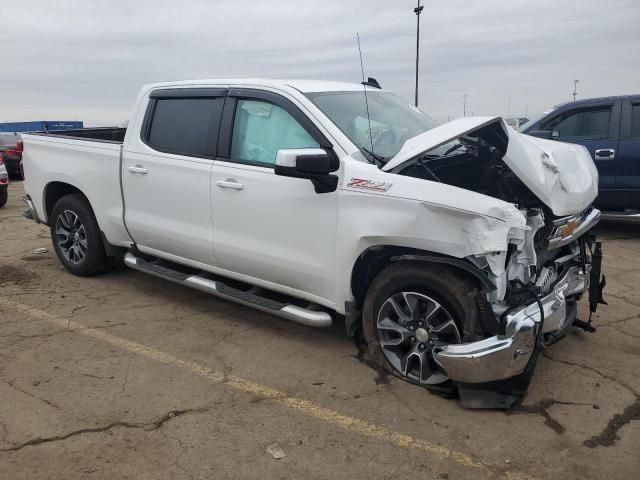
[554, 93, 640, 109]
[144, 79, 381, 93]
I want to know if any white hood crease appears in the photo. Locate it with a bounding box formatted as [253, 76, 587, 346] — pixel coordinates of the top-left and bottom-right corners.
[384, 116, 599, 217]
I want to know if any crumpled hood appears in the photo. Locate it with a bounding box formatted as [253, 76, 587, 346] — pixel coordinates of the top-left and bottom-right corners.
[383, 117, 598, 217]
[503, 127, 598, 216]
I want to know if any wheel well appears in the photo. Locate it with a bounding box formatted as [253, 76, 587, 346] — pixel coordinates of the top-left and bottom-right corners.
[350, 245, 491, 309]
[44, 182, 85, 222]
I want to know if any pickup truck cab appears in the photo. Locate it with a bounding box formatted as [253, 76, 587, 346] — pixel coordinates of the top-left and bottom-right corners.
[522, 94, 640, 214]
[22, 79, 605, 408]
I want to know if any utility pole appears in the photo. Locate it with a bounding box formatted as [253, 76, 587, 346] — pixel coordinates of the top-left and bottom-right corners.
[573, 79, 579, 101]
[463, 94, 467, 117]
[414, 0, 424, 107]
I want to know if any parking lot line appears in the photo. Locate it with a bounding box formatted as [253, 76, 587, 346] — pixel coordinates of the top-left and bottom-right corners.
[1, 298, 535, 480]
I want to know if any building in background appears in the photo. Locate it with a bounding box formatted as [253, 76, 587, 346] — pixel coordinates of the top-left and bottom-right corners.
[0, 120, 83, 133]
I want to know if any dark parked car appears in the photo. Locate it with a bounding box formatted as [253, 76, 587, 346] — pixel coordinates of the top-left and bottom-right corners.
[522, 95, 640, 214]
[0, 156, 8, 207]
[0, 133, 22, 179]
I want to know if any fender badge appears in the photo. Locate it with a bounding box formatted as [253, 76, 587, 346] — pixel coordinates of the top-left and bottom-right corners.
[347, 178, 392, 192]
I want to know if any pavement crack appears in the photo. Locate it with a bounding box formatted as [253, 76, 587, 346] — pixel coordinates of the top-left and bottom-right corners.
[1, 323, 128, 348]
[509, 398, 589, 434]
[584, 398, 640, 448]
[542, 353, 639, 396]
[0, 406, 210, 453]
[0, 378, 85, 423]
[542, 354, 640, 448]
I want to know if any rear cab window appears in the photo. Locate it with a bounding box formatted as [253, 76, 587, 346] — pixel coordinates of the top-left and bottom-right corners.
[143, 89, 226, 158]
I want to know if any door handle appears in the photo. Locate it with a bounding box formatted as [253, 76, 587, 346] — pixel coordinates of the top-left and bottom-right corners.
[594, 149, 615, 160]
[128, 165, 148, 174]
[216, 179, 244, 190]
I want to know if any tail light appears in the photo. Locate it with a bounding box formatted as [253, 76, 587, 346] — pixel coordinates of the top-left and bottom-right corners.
[5, 149, 16, 156]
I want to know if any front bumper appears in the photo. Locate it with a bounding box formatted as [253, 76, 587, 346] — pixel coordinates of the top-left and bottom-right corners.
[435, 265, 588, 384]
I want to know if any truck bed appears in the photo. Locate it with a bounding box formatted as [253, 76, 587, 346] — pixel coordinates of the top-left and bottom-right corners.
[29, 127, 126, 143]
[22, 130, 131, 248]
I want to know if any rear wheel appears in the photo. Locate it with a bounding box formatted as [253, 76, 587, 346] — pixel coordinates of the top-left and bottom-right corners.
[50, 194, 109, 276]
[362, 262, 478, 391]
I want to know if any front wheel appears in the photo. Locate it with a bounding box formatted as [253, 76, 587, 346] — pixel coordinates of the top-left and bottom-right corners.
[50, 194, 110, 276]
[362, 262, 479, 391]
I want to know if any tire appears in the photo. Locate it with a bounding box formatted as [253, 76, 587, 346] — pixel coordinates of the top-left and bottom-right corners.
[50, 194, 109, 276]
[0, 187, 7, 208]
[361, 262, 479, 393]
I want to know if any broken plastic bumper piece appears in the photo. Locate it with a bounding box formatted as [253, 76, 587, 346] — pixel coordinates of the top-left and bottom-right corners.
[434, 265, 588, 384]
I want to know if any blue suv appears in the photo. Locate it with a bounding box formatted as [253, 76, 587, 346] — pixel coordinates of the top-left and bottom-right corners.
[522, 95, 640, 214]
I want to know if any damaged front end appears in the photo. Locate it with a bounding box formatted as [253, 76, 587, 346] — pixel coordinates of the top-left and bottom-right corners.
[440, 209, 604, 408]
[385, 117, 606, 408]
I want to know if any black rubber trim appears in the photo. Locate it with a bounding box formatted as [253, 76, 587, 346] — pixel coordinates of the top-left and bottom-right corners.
[100, 231, 126, 258]
[215, 282, 284, 310]
[390, 254, 496, 291]
[135, 257, 192, 281]
[150, 88, 227, 99]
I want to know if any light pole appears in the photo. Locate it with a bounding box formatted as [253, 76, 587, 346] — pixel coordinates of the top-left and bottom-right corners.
[463, 94, 467, 116]
[414, 0, 424, 107]
[573, 79, 579, 101]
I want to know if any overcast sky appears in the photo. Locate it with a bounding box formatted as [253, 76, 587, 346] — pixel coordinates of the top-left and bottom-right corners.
[1, 0, 638, 125]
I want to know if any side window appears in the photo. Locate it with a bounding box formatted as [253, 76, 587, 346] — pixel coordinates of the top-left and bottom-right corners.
[631, 104, 640, 138]
[230, 99, 319, 165]
[543, 106, 611, 139]
[147, 97, 224, 157]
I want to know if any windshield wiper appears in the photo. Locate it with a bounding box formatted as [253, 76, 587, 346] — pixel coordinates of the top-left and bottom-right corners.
[361, 147, 387, 167]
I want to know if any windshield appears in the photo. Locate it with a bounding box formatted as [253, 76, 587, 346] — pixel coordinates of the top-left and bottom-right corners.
[305, 91, 438, 161]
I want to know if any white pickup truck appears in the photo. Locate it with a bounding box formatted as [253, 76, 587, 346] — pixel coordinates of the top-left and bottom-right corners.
[22, 79, 605, 408]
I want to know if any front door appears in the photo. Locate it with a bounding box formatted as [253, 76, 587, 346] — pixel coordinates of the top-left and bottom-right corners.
[123, 88, 226, 265]
[211, 90, 340, 305]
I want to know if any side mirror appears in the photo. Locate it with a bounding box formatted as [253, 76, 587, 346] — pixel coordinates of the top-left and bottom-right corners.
[274, 148, 339, 193]
[527, 130, 554, 140]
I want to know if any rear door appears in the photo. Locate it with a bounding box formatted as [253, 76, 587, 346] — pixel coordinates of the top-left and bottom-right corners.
[616, 99, 640, 209]
[123, 88, 226, 266]
[539, 100, 620, 207]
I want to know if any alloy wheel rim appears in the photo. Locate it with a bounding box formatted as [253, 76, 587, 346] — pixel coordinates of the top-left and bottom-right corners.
[55, 210, 87, 265]
[376, 291, 461, 385]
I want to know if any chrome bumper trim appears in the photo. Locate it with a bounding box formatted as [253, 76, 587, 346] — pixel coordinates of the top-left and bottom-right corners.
[548, 208, 600, 249]
[600, 211, 640, 221]
[435, 265, 588, 384]
[22, 195, 41, 224]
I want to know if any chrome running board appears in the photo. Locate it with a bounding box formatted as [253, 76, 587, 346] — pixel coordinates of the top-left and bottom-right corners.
[124, 252, 332, 328]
